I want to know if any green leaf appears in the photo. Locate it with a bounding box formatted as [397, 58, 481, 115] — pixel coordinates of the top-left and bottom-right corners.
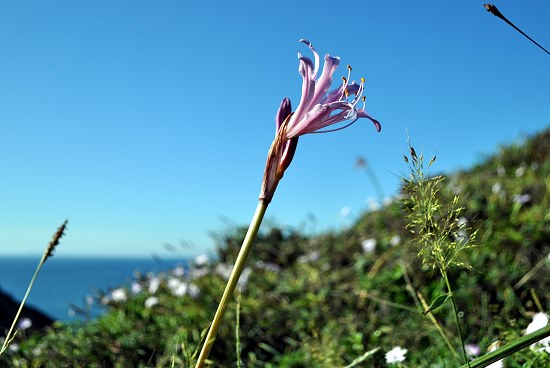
[423, 292, 452, 315]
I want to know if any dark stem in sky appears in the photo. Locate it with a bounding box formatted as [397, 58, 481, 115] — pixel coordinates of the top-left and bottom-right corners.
[484, 4, 550, 57]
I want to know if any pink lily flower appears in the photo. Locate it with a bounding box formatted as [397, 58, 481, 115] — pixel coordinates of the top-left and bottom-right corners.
[260, 39, 381, 202]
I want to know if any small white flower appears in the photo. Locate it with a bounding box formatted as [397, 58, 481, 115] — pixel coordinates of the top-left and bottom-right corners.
[367, 197, 380, 211]
[491, 182, 502, 194]
[148, 276, 161, 294]
[255, 261, 281, 273]
[497, 166, 506, 177]
[465, 343, 481, 357]
[144, 296, 159, 309]
[172, 283, 188, 297]
[131, 281, 142, 294]
[167, 277, 187, 296]
[190, 267, 210, 279]
[9, 343, 19, 353]
[167, 277, 182, 290]
[111, 288, 127, 302]
[515, 166, 525, 177]
[188, 283, 200, 298]
[385, 346, 408, 364]
[525, 312, 550, 350]
[239, 267, 252, 288]
[194, 254, 209, 267]
[215, 264, 251, 288]
[215, 263, 233, 280]
[85, 295, 94, 305]
[390, 235, 401, 247]
[486, 341, 503, 368]
[361, 238, 377, 253]
[383, 197, 394, 206]
[173, 265, 185, 277]
[17, 318, 32, 331]
[512, 193, 531, 205]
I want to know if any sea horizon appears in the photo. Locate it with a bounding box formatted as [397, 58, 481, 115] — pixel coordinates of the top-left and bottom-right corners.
[0, 256, 190, 321]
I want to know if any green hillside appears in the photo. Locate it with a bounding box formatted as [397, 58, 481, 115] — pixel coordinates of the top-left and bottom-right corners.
[3, 129, 549, 367]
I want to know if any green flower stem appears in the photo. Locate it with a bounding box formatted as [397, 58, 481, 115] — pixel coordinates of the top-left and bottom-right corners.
[442, 269, 469, 366]
[195, 200, 269, 368]
[458, 325, 550, 368]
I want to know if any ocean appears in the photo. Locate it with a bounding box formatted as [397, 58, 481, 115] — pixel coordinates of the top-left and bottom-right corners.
[0, 256, 187, 321]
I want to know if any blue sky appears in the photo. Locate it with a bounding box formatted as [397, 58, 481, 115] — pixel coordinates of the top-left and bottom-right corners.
[0, 1, 548, 258]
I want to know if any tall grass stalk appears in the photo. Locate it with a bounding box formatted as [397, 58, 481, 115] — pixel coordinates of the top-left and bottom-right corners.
[402, 140, 474, 365]
[0, 220, 67, 356]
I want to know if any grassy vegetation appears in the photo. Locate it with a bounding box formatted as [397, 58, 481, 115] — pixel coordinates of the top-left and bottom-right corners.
[2, 128, 549, 367]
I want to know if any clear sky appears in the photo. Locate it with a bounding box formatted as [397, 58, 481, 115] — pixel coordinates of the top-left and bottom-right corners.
[0, 1, 548, 258]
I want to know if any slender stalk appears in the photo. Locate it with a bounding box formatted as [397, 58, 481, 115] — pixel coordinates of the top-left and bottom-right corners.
[458, 325, 550, 368]
[195, 200, 269, 368]
[0, 262, 44, 355]
[236, 289, 242, 368]
[484, 4, 550, 57]
[442, 269, 470, 367]
[0, 220, 67, 356]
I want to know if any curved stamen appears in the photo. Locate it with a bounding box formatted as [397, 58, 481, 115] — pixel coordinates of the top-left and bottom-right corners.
[339, 76, 349, 101]
[349, 78, 365, 106]
[310, 117, 360, 134]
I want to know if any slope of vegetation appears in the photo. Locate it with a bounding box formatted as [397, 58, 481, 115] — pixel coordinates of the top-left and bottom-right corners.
[2, 129, 549, 367]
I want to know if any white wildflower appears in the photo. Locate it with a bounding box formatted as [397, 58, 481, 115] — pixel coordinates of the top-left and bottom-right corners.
[188, 283, 200, 298]
[167, 278, 187, 296]
[255, 261, 281, 273]
[85, 295, 94, 305]
[512, 193, 531, 205]
[525, 312, 550, 352]
[190, 267, 209, 279]
[215, 263, 233, 280]
[491, 182, 502, 194]
[390, 235, 401, 247]
[297, 251, 320, 263]
[465, 343, 481, 357]
[111, 288, 127, 302]
[173, 265, 185, 277]
[215, 264, 251, 288]
[148, 276, 161, 294]
[361, 238, 377, 253]
[131, 281, 142, 294]
[172, 283, 188, 297]
[515, 165, 526, 177]
[385, 346, 408, 364]
[486, 341, 503, 368]
[367, 197, 380, 211]
[144, 296, 159, 309]
[497, 166, 506, 177]
[239, 267, 252, 288]
[194, 254, 209, 267]
[17, 318, 32, 331]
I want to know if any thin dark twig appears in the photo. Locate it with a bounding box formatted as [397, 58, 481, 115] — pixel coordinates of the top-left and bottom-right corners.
[484, 4, 550, 56]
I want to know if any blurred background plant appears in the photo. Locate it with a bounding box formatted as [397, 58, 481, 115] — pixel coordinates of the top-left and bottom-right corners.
[2, 129, 549, 367]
